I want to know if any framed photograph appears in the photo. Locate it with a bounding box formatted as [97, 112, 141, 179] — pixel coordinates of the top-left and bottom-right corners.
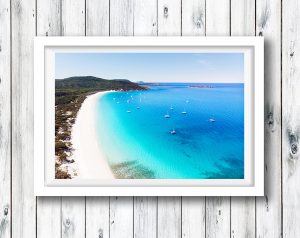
[34, 37, 264, 196]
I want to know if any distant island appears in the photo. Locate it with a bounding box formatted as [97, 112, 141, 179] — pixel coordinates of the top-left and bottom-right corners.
[189, 85, 213, 88]
[55, 76, 147, 179]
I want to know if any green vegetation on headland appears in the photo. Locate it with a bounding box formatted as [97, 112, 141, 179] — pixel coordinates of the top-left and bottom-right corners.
[55, 76, 147, 179]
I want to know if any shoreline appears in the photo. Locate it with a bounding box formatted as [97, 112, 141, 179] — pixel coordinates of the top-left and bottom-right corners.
[67, 91, 115, 179]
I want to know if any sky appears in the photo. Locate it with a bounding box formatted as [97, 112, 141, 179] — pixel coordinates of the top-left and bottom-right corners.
[55, 52, 244, 83]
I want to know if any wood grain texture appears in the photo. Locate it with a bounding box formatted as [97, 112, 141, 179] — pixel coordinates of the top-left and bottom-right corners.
[157, 0, 181, 35]
[134, 0, 157, 36]
[11, 0, 36, 237]
[36, 1, 62, 237]
[157, 197, 181, 238]
[206, 0, 230, 36]
[205, 1, 231, 237]
[62, 197, 85, 238]
[110, 197, 133, 238]
[282, 0, 300, 237]
[181, 1, 206, 237]
[182, 0, 205, 36]
[37, 197, 61, 238]
[230, 1, 256, 237]
[134, 197, 157, 238]
[256, 0, 282, 237]
[84, 1, 110, 238]
[61, 1, 86, 237]
[182, 197, 205, 238]
[0, 0, 10, 237]
[86, 0, 109, 36]
[110, 0, 134, 36]
[86, 197, 110, 238]
[133, 2, 158, 238]
[62, 0, 86, 36]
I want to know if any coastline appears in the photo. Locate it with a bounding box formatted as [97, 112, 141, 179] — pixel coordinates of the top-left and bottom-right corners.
[66, 91, 114, 179]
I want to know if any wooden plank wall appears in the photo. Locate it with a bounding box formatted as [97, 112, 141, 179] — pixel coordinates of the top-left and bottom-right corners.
[1, 0, 299, 237]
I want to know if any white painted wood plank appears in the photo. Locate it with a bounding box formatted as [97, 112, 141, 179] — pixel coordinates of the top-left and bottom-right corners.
[206, 0, 230, 36]
[37, 197, 61, 238]
[61, 1, 86, 238]
[86, 197, 109, 238]
[132, 2, 158, 237]
[157, 0, 181, 35]
[157, 197, 181, 238]
[206, 198, 230, 238]
[86, 0, 109, 36]
[156, 2, 182, 237]
[110, 197, 133, 238]
[230, 1, 256, 237]
[205, 1, 231, 237]
[231, 0, 255, 36]
[36, 2, 62, 238]
[230, 197, 255, 238]
[282, 0, 300, 237]
[84, 1, 110, 238]
[182, 197, 205, 238]
[62, 197, 85, 238]
[256, 0, 282, 237]
[134, 0, 157, 36]
[134, 197, 157, 238]
[109, 4, 134, 237]
[182, 0, 205, 36]
[110, 0, 134, 36]
[181, 1, 206, 237]
[62, 0, 86, 36]
[0, 0, 10, 237]
[11, 0, 36, 237]
[36, 0, 62, 36]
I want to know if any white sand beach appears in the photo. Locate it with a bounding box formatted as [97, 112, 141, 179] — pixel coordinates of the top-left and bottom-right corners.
[70, 91, 114, 179]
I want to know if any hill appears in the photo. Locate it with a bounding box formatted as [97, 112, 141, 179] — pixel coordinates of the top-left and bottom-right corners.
[55, 76, 147, 179]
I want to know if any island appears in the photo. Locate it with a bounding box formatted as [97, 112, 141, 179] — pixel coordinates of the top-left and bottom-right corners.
[55, 76, 147, 179]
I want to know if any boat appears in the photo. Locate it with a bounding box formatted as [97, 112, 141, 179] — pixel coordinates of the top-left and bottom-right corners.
[126, 110, 131, 113]
[170, 129, 176, 135]
[116, 101, 120, 104]
[137, 106, 140, 109]
[170, 106, 174, 110]
[209, 118, 216, 122]
[164, 112, 171, 118]
[181, 111, 187, 114]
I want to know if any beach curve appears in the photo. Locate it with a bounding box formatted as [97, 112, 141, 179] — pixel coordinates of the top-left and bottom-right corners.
[71, 91, 114, 179]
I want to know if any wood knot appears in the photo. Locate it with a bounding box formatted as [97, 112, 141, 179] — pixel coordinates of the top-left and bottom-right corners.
[288, 131, 299, 159]
[98, 228, 103, 238]
[259, 31, 263, 36]
[64, 218, 71, 228]
[267, 112, 274, 130]
[164, 6, 168, 18]
[3, 206, 8, 216]
[291, 143, 298, 155]
[290, 51, 294, 57]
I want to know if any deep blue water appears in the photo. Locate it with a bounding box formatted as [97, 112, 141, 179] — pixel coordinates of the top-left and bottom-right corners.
[95, 83, 244, 179]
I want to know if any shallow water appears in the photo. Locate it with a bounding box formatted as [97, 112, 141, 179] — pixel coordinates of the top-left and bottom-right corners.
[96, 83, 244, 179]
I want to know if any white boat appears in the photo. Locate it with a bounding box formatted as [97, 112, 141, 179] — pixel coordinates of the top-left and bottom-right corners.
[170, 106, 174, 110]
[126, 110, 131, 113]
[209, 118, 216, 122]
[164, 111, 171, 118]
[170, 129, 176, 135]
[181, 111, 187, 114]
[137, 106, 140, 109]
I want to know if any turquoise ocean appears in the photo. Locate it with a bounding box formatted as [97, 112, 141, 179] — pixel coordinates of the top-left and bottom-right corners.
[95, 83, 244, 179]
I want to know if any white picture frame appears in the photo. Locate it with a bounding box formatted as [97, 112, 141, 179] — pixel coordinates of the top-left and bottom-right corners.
[34, 36, 264, 196]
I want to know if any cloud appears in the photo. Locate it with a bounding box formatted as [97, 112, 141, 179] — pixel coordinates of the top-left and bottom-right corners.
[196, 59, 214, 70]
